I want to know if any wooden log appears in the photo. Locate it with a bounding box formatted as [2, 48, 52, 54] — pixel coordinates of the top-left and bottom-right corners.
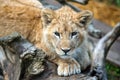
[89, 23, 120, 80]
[0, 32, 45, 80]
[0, 32, 98, 80]
[0, 41, 21, 80]
[1, 23, 119, 80]
[28, 60, 97, 80]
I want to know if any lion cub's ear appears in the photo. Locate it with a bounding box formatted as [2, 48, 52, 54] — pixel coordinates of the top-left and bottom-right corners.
[41, 9, 55, 27]
[77, 10, 93, 29]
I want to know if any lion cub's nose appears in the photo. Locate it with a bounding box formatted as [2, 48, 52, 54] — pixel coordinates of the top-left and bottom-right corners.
[61, 48, 71, 54]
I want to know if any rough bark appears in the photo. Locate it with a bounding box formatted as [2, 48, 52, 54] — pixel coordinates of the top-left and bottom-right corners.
[0, 32, 97, 80]
[89, 23, 120, 80]
[0, 23, 120, 80]
[0, 32, 45, 80]
[0, 33, 21, 80]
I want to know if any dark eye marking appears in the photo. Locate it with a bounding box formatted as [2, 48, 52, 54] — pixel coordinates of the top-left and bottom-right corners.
[71, 32, 78, 37]
[47, 19, 52, 24]
[54, 31, 60, 37]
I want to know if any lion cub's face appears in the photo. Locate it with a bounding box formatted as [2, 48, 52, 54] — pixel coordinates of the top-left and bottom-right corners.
[41, 7, 93, 57]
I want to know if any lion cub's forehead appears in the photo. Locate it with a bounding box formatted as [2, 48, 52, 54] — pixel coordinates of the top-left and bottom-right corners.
[53, 20, 79, 34]
[55, 6, 78, 21]
[51, 6, 80, 33]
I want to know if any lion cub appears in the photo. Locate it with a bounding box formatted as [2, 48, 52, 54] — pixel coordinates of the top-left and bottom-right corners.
[0, 0, 93, 76]
[40, 6, 94, 76]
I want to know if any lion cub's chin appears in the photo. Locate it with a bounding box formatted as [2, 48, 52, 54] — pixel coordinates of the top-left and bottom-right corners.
[57, 53, 73, 59]
[60, 55, 71, 59]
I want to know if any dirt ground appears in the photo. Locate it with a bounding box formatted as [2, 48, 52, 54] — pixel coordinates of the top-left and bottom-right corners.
[71, 0, 120, 27]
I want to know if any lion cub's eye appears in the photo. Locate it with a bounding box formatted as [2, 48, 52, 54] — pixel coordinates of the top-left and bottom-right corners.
[54, 31, 60, 38]
[71, 32, 78, 38]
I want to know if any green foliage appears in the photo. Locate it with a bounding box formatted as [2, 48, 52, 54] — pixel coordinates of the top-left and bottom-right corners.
[106, 62, 120, 80]
[116, 0, 120, 7]
[108, 0, 120, 7]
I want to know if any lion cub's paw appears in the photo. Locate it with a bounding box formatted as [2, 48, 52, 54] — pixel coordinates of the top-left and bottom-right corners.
[57, 59, 81, 76]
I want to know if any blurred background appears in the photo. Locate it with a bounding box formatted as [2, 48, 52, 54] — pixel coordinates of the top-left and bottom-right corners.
[71, 0, 120, 27]
[70, 0, 120, 80]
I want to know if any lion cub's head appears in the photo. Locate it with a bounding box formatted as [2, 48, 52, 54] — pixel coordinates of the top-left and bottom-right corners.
[41, 6, 93, 57]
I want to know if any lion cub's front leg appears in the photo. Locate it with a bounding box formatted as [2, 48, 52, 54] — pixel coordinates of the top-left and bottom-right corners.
[53, 57, 81, 76]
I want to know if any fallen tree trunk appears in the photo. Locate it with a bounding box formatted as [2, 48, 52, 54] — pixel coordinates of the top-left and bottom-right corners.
[0, 32, 97, 80]
[0, 23, 120, 80]
[89, 23, 120, 80]
[0, 32, 45, 80]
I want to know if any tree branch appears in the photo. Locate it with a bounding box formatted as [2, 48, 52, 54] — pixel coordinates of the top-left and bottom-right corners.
[90, 23, 120, 80]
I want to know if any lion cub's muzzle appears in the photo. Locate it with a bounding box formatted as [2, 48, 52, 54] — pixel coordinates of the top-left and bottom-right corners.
[61, 48, 71, 55]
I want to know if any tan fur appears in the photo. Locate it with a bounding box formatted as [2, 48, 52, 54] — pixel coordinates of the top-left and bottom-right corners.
[0, 0, 43, 43]
[0, 0, 93, 76]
